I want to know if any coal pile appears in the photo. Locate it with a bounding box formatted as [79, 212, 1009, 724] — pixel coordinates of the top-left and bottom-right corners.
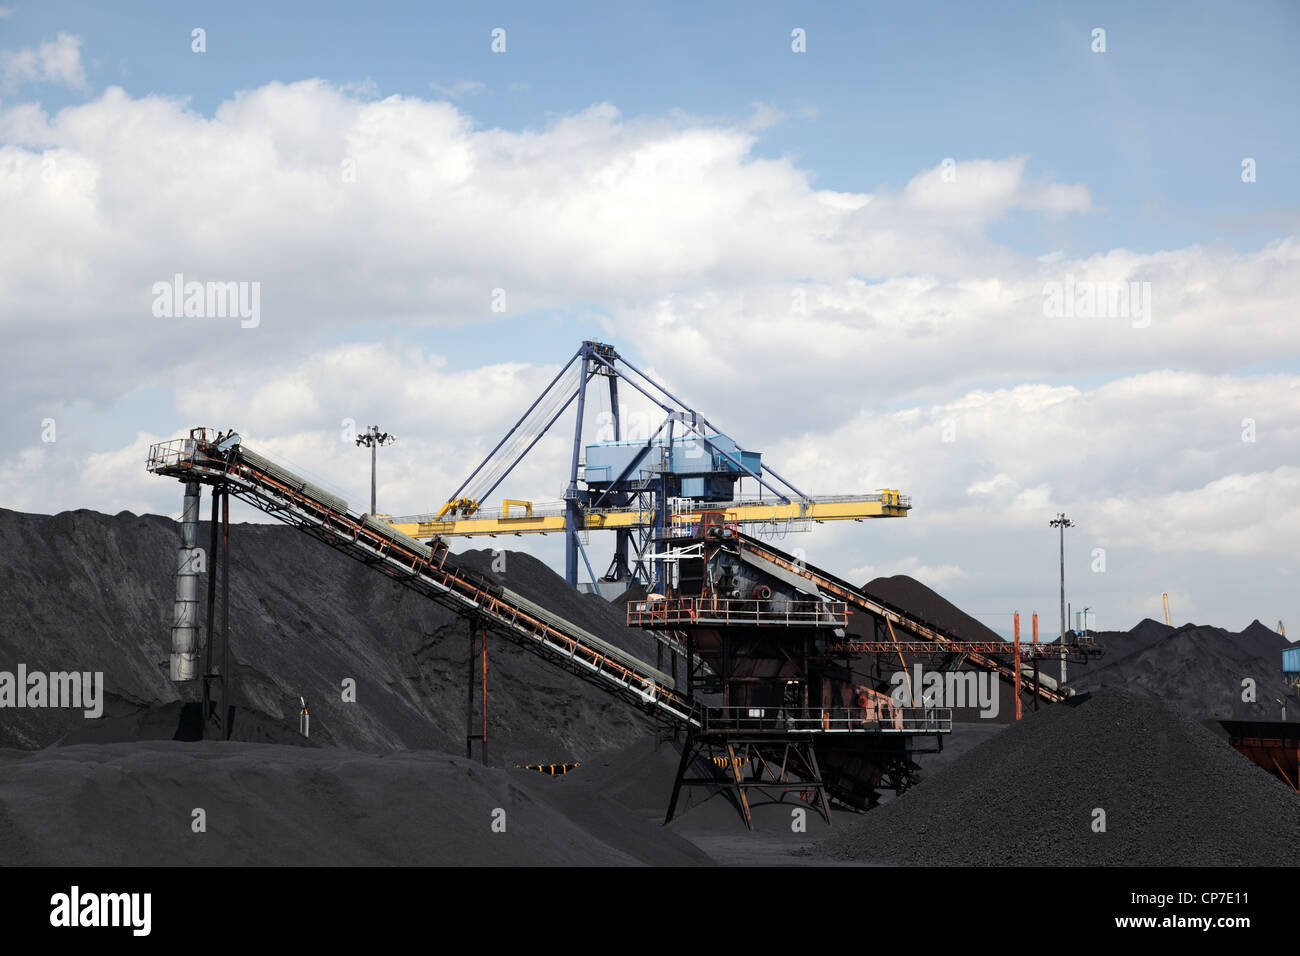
[449, 546, 661, 670]
[852, 574, 1021, 723]
[1069, 620, 1292, 722]
[0, 741, 711, 866]
[817, 686, 1300, 866]
[854, 575, 1293, 726]
[1076, 618, 1175, 669]
[0, 507, 661, 762]
[863, 574, 1004, 645]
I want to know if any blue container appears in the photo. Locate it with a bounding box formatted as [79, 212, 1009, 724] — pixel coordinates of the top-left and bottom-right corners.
[583, 442, 663, 486]
[585, 436, 761, 483]
[1283, 646, 1300, 674]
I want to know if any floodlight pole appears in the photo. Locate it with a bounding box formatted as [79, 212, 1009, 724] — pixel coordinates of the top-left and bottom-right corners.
[1050, 512, 1074, 685]
[356, 425, 395, 514]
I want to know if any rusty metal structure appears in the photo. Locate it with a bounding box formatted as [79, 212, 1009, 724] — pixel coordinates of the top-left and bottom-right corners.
[148, 429, 699, 742]
[626, 510, 1105, 822]
[626, 511, 950, 822]
[148, 424, 1102, 828]
[1220, 720, 1300, 791]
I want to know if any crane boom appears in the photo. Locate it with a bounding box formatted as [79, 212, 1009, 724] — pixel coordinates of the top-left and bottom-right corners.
[388, 491, 908, 539]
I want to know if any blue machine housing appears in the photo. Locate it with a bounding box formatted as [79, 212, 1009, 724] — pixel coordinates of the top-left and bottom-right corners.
[584, 435, 761, 503]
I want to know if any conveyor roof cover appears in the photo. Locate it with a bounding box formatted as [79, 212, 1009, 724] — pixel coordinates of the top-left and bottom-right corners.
[737, 548, 822, 597]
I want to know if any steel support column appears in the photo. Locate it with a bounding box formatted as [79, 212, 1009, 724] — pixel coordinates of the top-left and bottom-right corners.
[202, 487, 219, 738]
[466, 618, 488, 764]
[220, 487, 232, 739]
[565, 351, 593, 587]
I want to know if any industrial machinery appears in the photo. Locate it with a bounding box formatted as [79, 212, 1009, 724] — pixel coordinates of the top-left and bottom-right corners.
[624, 510, 1106, 820]
[1218, 644, 1300, 790]
[385, 341, 909, 592]
[1221, 720, 1300, 791]
[1284, 645, 1300, 690]
[626, 510, 947, 821]
[145, 343, 1103, 827]
[149, 430, 695, 743]
[147, 430, 962, 825]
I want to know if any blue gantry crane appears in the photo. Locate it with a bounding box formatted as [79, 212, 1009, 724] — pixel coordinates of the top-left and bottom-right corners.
[388, 341, 910, 591]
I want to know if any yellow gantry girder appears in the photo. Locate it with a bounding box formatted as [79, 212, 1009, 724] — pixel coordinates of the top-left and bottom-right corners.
[389, 491, 909, 539]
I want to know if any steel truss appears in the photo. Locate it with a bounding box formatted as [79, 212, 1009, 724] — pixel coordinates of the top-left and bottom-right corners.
[665, 734, 833, 831]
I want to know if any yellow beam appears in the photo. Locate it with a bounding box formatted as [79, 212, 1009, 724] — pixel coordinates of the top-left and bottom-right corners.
[389, 494, 909, 539]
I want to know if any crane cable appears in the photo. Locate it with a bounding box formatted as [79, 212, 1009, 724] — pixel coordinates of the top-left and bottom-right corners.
[463, 363, 583, 505]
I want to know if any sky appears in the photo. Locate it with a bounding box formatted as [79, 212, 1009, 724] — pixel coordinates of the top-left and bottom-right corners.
[1, 1, 1297, 637]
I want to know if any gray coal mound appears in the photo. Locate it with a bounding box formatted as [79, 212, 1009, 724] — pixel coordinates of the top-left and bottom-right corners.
[852, 574, 1021, 723]
[863, 574, 1003, 644]
[448, 546, 660, 668]
[856, 574, 1292, 725]
[57, 701, 319, 748]
[0, 741, 712, 866]
[1068, 619, 1291, 722]
[816, 686, 1300, 866]
[0, 507, 661, 762]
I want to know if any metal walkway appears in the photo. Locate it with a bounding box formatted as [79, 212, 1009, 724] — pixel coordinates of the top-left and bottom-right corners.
[147, 430, 701, 729]
[733, 533, 1075, 704]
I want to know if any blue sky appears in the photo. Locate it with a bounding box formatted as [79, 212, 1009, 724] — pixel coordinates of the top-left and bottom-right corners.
[2, 2, 1298, 634]
[10, 0, 1298, 258]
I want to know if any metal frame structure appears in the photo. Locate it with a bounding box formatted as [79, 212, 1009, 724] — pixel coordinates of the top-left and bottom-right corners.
[1220, 719, 1300, 791]
[411, 341, 907, 591]
[148, 430, 702, 732]
[147, 427, 1102, 829]
[627, 512, 955, 827]
[667, 736, 835, 830]
[735, 533, 1104, 706]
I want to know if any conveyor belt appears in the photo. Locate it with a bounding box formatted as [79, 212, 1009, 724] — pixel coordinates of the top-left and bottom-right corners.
[733, 533, 1068, 704]
[147, 433, 700, 728]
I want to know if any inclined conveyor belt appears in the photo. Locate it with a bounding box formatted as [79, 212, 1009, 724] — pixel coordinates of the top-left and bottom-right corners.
[147, 433, 699, 727]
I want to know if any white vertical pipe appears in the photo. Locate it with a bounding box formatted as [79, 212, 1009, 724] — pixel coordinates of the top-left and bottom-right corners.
[170, 481, 202, 681]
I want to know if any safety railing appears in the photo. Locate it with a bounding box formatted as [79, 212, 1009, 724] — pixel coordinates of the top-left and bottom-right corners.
[669, 510, 739, 539]
[734, 535, 1078, 704]
[389, 492, 913, 531]
[147, 438, 203, 471]
[676, 492, 913, 513]
[702, 705, 951, 735]
[627, 597, 848, 628]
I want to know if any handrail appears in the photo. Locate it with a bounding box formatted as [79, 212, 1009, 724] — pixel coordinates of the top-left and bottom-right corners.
[386, 492, 911, 527]
[703, 705, 951, 735]
[627, 596, 848, 628]
[733, 533, 1082, 704]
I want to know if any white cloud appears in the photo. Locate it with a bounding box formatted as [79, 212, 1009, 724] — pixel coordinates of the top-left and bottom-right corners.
[849, 557, 967, 588]
[0, 79, 1295, 630]
[899, 156, 1091, 220]
[0, 79, 1141, 449]
[1, 33, 87, 91]
[428, 78, 486, 98]
[1093, 467, 1300, 557]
